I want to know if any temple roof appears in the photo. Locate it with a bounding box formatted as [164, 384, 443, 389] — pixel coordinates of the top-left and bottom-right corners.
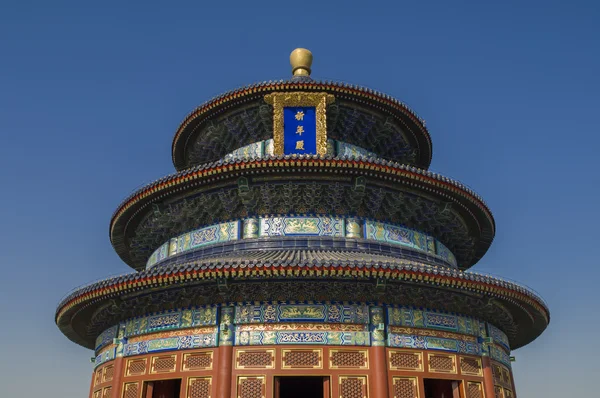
[171, 80, 433, 170]
[109, 156, 495, 271]
[55, 249, 548, 351]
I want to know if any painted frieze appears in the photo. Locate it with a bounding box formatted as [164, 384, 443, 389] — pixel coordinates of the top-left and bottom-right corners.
[387, 326, 481, 356]
[387, 307, 480, 336]
[122, 307, 217, 338]
[123, 327, 218, 357]
[235, 323, 369, 347]
[146, 216, 457, 269]
[487, 322, 511, 352]
[489, 344, 512, 367]
[365, 220, 432, 254]
[234, 303, 369, 324]
[95, 325, 118, 351]
[94, 347, 116, 369]
[259, 216, 344, 237]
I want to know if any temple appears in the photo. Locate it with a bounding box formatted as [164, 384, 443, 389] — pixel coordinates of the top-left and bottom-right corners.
[56, 48, 549, 398]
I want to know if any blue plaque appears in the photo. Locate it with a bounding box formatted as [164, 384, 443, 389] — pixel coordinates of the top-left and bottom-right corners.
[283, 107, 316, 155]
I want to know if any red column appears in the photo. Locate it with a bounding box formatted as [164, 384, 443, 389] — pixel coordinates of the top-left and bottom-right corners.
[216, 306, 234, 398]
[110, 356, 125, 398]
[215, 346, 234, 398]
[482, 356, 496, 398]
[88, 368, 96, 398]
[369, 306, 388, 398]
[371, 346, 389, 398]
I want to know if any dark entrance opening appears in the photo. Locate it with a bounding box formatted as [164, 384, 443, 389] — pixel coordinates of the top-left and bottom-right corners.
[275, 376, 328, 398]
[423, 378, 460, 398]
[145, 379, 181, 398]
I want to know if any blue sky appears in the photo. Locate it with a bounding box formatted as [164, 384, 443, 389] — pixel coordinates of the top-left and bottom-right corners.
[0, 0, 598, 396]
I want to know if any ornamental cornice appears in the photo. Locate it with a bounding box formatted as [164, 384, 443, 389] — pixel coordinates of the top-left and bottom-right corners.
[110, 157, 493, 238]
[55, 256, 549, 350]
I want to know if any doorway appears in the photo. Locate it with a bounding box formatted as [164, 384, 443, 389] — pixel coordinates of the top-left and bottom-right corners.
[423, 378, 461, 398]
[275, 376, 329, 398]
[145, 379, 181, 398]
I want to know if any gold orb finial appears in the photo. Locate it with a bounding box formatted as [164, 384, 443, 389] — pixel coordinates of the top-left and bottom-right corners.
[290, 48, 313, 77]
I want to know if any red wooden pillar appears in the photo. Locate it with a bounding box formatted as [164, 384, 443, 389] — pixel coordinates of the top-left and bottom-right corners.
[482, 356, 496, 398]
[371, 346, 389, 398]
[88, 367, 96, 398]
[110, 356, 125, 398]
[216, 306, 234, 398]
[369, 306, 389, 398]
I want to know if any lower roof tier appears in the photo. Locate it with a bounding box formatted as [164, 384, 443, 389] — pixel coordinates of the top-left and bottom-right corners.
[56, 250, 548, 351]
[111, 157, 495, 271]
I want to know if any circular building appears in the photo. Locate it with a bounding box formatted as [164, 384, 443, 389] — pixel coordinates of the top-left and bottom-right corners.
[56, 49, 549, 398]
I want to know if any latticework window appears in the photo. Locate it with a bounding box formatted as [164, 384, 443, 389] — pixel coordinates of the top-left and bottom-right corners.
[389, 351, 422, 371]
[339, 376, 366, 398]
[237, 377, 264, 398]
[460, 357, 482, 376]
[428, 354, 455, 373]
[183, 352, 213, 371]
[237, 350, 274, 369]
[123, 382, 139, 398]
[282, 349, 321, 369]
[187, 377, 211, 398]
[151, 355, 176, 373]
[330, 350, 367, 368]
[392, 377, 418, 398]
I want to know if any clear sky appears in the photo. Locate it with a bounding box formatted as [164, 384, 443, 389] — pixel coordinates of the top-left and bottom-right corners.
[0, 0, 598, 396]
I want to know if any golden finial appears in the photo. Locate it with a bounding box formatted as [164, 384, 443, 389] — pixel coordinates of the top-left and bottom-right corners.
[290, 48, 313, 77]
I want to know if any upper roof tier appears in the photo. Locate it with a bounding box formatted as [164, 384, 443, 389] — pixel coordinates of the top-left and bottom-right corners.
[171, 49, 432, 171]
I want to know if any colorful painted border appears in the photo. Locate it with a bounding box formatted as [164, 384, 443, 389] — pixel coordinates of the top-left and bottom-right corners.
[145, 216, 457, 269]
[387, 307, 481, 336]
[234, 303, 369, 324]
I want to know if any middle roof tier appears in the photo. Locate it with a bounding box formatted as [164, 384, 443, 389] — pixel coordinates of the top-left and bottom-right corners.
[110, 148, 494, 272]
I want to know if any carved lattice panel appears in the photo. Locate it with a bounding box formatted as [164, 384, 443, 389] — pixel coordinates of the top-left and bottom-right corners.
[492, 364, 502, 384]
[102, 387, 112, 398]
[236, 349, 275, 369]
[281, 349, 322, 369]
[466, 382, 483, 398]
[427, 354, 456, 373]
[103, 365, 114, 382]
[183, 352, 213, 371]
[93, 390, 102, 398]
[123, 382, 139, 398]
[503, 389, 513, 398]
[150, 355, 176, 373]
[94, 368, 102, 385]
[460, 357, 482, 376]
[330, 350, 368, 369]
[237, 376, 265, 398]
[187, 377, 211, 398]
[392, 377, 418, 398]
[339, 376, 367, 398]
[494, 386, 504, 398]
[389, 350, 423, 371]
[126, 359, 146, 376]
[502, 367, 512, 385]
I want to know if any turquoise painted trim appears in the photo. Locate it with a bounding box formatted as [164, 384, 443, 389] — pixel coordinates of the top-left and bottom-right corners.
[145, 216, 457, 269]
[94, 303, 510, 359]
[94, 347, 116, 369]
